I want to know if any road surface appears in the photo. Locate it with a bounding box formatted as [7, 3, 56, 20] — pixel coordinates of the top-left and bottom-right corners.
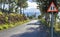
[0, 20, 49, 37]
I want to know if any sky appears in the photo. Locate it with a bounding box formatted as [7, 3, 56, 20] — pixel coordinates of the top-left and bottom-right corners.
[28, 0, 33, 2]
[24, 0, 41, 17]
[24, 1, 40, 12]
[24, 0, 40, 15]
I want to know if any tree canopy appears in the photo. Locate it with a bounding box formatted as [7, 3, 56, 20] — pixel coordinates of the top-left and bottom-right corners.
[0, 0, 28, 14]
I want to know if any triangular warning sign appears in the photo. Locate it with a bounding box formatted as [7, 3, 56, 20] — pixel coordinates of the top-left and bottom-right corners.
[47, 2, 58, 12]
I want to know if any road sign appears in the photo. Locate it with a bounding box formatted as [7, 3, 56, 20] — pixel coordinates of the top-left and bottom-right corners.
[47, 2, 58, 37]
[47, 2, 58, 12]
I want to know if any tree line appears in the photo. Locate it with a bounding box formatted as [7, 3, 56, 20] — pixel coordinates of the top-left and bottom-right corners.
[0, 0, 28, 14]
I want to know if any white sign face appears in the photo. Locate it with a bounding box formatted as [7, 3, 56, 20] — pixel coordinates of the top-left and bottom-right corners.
[47, 2, 58, 12]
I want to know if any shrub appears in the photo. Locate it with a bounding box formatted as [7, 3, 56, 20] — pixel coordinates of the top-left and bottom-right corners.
[0, 13, 6, 24]
[0, 13, 27, 25]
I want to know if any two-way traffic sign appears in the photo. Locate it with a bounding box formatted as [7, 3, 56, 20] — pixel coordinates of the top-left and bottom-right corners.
[47, 2, 58, 37]
[47, 2, 58, 12]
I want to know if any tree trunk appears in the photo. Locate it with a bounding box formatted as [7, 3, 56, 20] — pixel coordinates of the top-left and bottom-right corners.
[8, 2, 10, 13]
[20, 7, 22, 14]
[2, 0, 5, 13]
[23, 8, 24, 15]
[45, 13, 50, 26]
[0, 0, 2, 12]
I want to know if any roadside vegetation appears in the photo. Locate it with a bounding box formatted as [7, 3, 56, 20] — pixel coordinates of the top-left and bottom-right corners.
[0, 0, 29, 30]
[0, 12, 29, 30]
[36, 0, 60, 36]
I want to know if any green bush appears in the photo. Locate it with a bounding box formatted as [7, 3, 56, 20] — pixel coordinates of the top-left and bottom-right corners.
[0, 12, 28, 30]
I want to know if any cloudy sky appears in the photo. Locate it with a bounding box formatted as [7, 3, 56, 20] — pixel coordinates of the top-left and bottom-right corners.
[24, 0, 40, 13]
[24, 1, 40, 12]
[24, 0, 41, 17]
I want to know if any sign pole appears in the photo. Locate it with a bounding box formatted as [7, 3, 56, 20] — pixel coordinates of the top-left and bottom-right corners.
[51, 12, 54, 37]
[47, 2, 58, 37]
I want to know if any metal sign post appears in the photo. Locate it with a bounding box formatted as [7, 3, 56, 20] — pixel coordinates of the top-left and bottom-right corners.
[51, 12, 54, 37]
[47, 2, 58, 37]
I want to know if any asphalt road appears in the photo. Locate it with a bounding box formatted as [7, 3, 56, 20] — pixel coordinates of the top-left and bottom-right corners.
[0, 20, 49, 37]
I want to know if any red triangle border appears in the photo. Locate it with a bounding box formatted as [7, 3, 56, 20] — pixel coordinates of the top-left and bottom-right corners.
[47, 2, 58, 12]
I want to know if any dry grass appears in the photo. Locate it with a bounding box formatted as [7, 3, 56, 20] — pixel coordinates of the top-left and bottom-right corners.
[55, 23, 60, 31]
